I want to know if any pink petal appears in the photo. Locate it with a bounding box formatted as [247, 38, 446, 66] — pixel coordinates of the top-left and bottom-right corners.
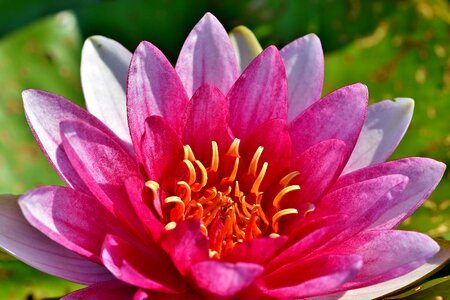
[333, 158, 446, 229]
[102, 234, 187, 293]
[127, 41, 189, 160]
[256, 254, 362, 299]
[313, 174, 409, 247]
[322, 240, 450, 299]
[288, 83, 368, 160]
[183, 84, 233, 162]
[190, 260, 264, 299]
[223, 236, 288, 265]
[62, 280, 137, 300]
[141, 116, 184, 185]
[280, 34, 324, 122]
[344, 98, 414, 173]
[228, 46, 288, 139]
[60, 120, 147, 240]
[241, 119, 291, 188]
[175, 13, 239, 97]
[0, 195, 113, 285]
[161, 220, 209, 276]
[331, 230, 439, 290]
[19, 186, 119, 262]
[287, 139, 347, 210]
[22, 89, 111, 193]
[81, 36, 132, 145]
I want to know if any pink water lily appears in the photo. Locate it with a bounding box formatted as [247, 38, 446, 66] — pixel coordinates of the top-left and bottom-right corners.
[0, 13, 447, 299]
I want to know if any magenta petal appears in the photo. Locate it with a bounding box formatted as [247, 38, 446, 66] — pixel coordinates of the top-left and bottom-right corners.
[141, 116, 184, 185]
[176, 13, 239, 97]
[162, 220, 209, 276]
[288, 139, 347, 207]
[333, 158, 446, 229]
[257, 255, 362, 299]
[223, 236, 288, 265]
[289, 83, 368, 160]
[62, 280, 137, 300]
[228, 46, 288, 139]
[127, 41, 189, 160]
[0, 195, 113, 285]
[60, 120, 147, 240]
[190, 260, 264, 299]
[19, 186, 119, 262]
[22, 89, 113, 193]
[333, 230, 439, 290]
[280, 34, 324, 122]
[102, 234, 187, 293]
[183, 84, 233, 161]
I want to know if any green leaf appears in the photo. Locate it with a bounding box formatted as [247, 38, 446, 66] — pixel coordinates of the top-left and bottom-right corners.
[0, 11, 84, 194]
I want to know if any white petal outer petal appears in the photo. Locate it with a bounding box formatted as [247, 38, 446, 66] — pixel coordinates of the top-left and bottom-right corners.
[280, 33, 324, 123]
[229, 25, 263, 72]
[0, 195, 113, 285]
[306, 239, 450, 300]
[176, 12, 240, 97]
[344, 98, 414, 174]
[81, 35, 132, 145]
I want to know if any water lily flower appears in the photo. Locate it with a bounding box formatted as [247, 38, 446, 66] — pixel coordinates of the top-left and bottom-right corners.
[0, 13, 447, 299]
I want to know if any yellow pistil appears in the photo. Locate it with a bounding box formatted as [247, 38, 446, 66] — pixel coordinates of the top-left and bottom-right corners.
[147, 138, 305, 258]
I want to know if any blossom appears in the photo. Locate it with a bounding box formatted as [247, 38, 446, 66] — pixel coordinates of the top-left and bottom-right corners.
[0, 13, 447, 299]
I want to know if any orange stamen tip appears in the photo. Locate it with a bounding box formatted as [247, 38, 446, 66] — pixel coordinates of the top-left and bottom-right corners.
[272, 208, 299, 231]
[279, 171, 300, 187]
[210, 141, 219, 172]
[227, 138, 241, 156]
[145, 180, 160, 190]
[164, 222, 177, 231]
[249, 146, 264, 176]
[183, 145, 196, 161]
[273, 185, 301, 210]
[209, 249, 219, 259]
[269, 233, 280, 238]
[250, 162, 268, 195]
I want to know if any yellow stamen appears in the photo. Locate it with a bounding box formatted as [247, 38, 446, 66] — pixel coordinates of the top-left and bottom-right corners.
[210, 141, 219, 172]
[183, 145, 196, 161]
[269, 233, 280, 238]
[273, 185, 301, 210]
[228, 157, 240, 182]
[248, 146, 264, 177]
[272, 208, 298, 233]
[250, 162, 268, 195]
[192, 160, 208, 192]
[279, 171, 300, 187]
[164, 221, 177, 231]
[227, 138, 240, 157]
[177, 181, 191, 204]
[181, 159, 196, 185]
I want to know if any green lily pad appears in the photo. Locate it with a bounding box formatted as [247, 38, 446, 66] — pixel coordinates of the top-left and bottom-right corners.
[0, 11, 84, 194]
[323, 1, 450, 238]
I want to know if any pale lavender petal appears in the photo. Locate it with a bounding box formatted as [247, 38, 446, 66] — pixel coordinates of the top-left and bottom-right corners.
[62, 280, 137, 300]
[190, 261, 263, 298]
[344, 98, 414, 173]
[0, 195, 113, 285]
[176, 13, 239, 97]
[331, 230, 439, 290]
[334, 158, 446, 229]
[81, 36, 132, 145]
[280, 34, 324, 122]
[19, 186, 120, 262]
[127, 41, 189, 161]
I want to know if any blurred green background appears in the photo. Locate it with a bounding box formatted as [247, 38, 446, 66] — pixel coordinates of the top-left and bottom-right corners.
[0, 0, 448, 298]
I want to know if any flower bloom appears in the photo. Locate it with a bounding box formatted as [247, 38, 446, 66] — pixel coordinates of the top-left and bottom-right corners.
[0, 13, 446, 299]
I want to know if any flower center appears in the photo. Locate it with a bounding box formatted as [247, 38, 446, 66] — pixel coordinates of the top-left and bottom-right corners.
[146, 138, 303, 259]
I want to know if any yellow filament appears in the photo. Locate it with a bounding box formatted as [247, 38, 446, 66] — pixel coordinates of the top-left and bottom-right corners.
[250, 162, 268, 195]
[192, 160, 208, 192]
[165, 221, 177, 231]
[177, 181, 192, 204]
[209, 250, 219, 259]
[279, 171, 300, 187]
[200, 224, 208, 236]
[145, 180, 159, 198]
[249, 146, 264, 177]
[269, 233, 280, 238]
[273, 185, 301, 210]
[210, 141, 219, 172]
[183, 145, 196, 161]
[181, 160, 196, 185]
[165, 196, 185, 213]
[227, 138, 241, 157]
[228, 157, 240, 182]
[272, 208, 298, 232]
